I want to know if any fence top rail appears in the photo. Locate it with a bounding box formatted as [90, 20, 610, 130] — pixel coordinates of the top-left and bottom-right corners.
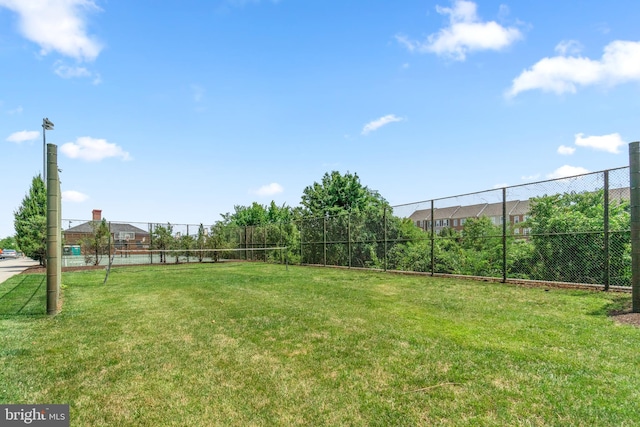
[391, 166, 629, 209]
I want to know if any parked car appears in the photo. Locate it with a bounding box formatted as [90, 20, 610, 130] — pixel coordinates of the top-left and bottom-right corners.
[1, 249, 18, 259]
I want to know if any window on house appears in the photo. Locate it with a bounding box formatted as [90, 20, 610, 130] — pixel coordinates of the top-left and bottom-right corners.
[514, 216, 520, 224]
[453, 219, 458, 226]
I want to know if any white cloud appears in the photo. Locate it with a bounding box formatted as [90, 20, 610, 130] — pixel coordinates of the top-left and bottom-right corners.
[555, 40, 583, 56]
[396, 0, 522, 61]
[8, 106, 23, 115]
[361, 114, 404, 135]
[575, 132, 625, 154]
[60, 137, 131, 162]
[507, 40, 640, 97]
[6, 130, 39, 143]
[54, 63, 102, 84]
[62, 190, 89, 202]
[252, 183, 284, 196]
[0, 0, 103, 61]
[546, 165, 589, 179]
[54, 62, 89, 77]
[557, 145, 576, 155]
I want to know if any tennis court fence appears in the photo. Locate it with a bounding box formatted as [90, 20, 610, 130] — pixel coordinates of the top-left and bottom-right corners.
[62, 166, 633, 289]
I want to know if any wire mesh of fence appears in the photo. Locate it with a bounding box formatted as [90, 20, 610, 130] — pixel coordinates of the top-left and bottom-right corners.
[61, 167, 632, 288]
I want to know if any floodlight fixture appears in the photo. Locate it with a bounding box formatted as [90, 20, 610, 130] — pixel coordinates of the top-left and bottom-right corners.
[43, 117, 55, 130]
[42, 117, 55, 181]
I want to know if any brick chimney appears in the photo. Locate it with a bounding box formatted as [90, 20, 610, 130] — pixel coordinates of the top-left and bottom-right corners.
[92, 209, 102, 221]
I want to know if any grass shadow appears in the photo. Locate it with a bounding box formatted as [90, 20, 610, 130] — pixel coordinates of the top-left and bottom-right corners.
[0, 274, 46, 316]
[586, 292, 633, 317]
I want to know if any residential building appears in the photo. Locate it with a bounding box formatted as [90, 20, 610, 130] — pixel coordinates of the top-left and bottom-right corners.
[64, 209, 150, 250]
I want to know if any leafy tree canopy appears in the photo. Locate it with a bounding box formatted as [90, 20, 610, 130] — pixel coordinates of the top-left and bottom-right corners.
[81, 219, 110, 266]
[526, 190, 630, 285]
[14, 175, 47, 264]
[219, 201, 293, 227]
[300, 171, 388, 217]
[0, 236, 17, 250]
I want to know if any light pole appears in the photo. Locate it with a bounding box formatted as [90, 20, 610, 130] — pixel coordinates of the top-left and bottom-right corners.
[42, 118, 54, 182]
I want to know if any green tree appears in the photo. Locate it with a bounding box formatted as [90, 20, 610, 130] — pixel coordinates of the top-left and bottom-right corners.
[0, 236, 17, 250]
[527, 190, 630, 285]
[196, 224, 207, 262]
[14, 175, 47, 265]
[387, 218, 432, 272]
[80, 219, 111, 266]
[215, 201, 298, 263]
[299, 171, 391, 267]
[300, 171, 387, 217]
[221, 202, 269, 227]
[175, 232, 194, 263]
[151, 223, 174, 263]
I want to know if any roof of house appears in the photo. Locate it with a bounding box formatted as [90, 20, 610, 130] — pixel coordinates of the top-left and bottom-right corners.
[406, 187, 631, 223]
[409, 206, 462, 221]
[65, 221, 149, 235]
[408, 200, 528, 222]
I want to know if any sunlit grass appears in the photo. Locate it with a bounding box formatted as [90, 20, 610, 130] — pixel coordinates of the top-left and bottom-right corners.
[0, 274, 45, 316]
[1, 263, 639, 426]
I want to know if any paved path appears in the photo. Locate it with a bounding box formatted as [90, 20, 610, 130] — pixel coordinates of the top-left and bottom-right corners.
[0, 257, 40, 285]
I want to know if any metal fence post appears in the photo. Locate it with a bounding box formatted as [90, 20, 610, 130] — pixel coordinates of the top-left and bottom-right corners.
[108, 221, 112, 259]
[149, 223, 153, 264]
[502, 187, 507, 283]
[629, 142, 640, 312]
[323, 215, 327, 267]
[384, 206, 388, 272]
[604, 170, 610, 291]
[430, 200, 435, 276]
[348, 212, 352, 268]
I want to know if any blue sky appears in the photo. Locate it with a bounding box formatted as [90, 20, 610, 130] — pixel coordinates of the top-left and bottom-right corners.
[1, 0, 639, 238]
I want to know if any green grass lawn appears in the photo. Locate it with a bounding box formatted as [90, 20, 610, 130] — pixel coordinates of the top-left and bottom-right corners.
[1, 263, 639, 426]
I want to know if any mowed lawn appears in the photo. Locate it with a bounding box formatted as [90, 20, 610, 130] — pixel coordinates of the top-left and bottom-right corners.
[1, 263, 639, 426]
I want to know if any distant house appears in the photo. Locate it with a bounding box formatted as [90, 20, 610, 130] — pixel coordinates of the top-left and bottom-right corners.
[64, 209, 150, 250]
[408, 187, 629, 236]
[409, 199, 532, 235]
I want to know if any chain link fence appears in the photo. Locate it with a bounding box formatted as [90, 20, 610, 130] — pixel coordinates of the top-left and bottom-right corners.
[61, 167, 632, 288]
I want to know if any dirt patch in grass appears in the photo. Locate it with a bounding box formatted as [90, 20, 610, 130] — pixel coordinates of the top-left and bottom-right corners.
[611, 311, 640, 328]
